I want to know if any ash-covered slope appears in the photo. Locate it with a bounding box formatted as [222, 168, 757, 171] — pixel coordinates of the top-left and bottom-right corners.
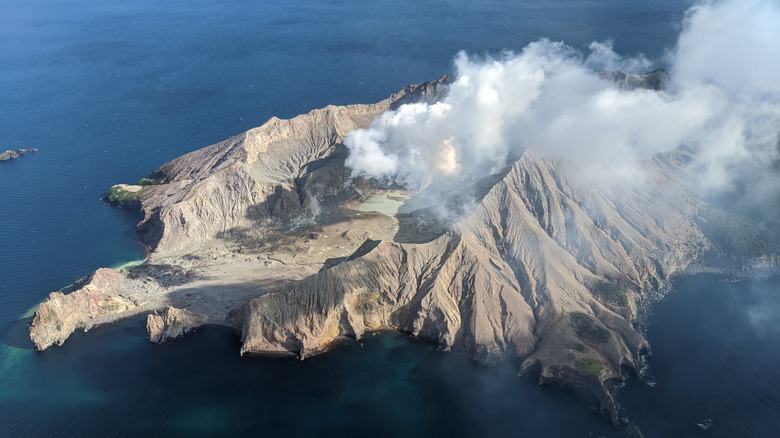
[234, 148, 708, 421]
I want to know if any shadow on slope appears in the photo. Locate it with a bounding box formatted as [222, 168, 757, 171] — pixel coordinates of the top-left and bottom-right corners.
[127, 263, 208, 288]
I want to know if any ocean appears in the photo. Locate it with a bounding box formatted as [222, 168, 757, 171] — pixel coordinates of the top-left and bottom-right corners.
[2, 0, 778, 436]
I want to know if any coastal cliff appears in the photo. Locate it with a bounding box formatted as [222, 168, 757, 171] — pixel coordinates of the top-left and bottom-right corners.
[147, 306, 210, 343]
[29, 74, 764, 425]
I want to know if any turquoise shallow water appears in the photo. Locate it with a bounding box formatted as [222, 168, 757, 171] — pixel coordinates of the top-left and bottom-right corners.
[5, 1, 779, 436]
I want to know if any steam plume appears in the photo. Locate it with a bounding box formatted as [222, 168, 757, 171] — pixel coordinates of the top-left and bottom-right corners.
[345, 0, 780, 215]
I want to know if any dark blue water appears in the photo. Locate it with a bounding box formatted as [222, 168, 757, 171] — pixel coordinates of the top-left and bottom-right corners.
[1, 321, 623, 437]
[5, 1, 777, 437]
[620, 275, 780, 437]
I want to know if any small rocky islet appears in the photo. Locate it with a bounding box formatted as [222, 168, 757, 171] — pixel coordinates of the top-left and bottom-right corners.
[0, 148, 37, 161]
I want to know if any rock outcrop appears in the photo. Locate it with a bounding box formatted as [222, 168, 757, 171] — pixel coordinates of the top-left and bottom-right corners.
[146, 306, 210, 343]
[0, 148, 37, 161]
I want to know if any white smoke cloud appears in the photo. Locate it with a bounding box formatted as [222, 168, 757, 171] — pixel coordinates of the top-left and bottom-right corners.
[585, 40, 652, 74]
[345, 0, 780, 215]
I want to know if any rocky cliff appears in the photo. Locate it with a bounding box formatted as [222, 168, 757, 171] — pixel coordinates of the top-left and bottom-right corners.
[147, 306, 210, 343]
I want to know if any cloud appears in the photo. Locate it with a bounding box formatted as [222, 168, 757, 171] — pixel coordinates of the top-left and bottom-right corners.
[344, 0, 780, 217]
[585, 40, 652, 74]
[672, 0, 780, 94]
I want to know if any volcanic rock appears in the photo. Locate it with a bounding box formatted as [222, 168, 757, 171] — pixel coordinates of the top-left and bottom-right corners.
[147, 306, 210, 343]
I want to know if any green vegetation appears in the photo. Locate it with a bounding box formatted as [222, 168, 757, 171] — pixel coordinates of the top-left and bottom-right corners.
[137, 177, 161, 186]
[570, 312, 610, 344]
[105, 185, 139, 203]
[591, 281, 630, 307]
[575, 358, 604, 378]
